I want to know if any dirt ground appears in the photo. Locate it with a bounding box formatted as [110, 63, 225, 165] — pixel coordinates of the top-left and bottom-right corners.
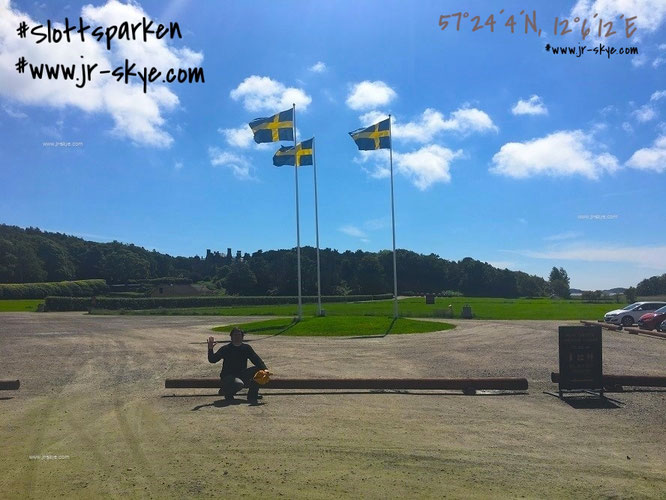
[0, 313, 665, 499]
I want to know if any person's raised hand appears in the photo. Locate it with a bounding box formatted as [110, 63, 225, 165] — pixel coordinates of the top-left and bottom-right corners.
[207, 336, 215, 350]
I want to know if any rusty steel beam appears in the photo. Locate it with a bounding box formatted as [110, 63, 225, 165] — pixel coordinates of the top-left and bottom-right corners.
[579, 320, 622, 331]
[0, 380, 20, 391]
[551, 372, 666, 388]
[623, 327, 666, 339]
[165, 377, 528, 391]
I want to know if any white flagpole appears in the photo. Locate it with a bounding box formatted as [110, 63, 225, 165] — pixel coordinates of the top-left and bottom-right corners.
[388, 114, 399, 319]
[293, 103, 303, 320]
[312, 137, 322, 316]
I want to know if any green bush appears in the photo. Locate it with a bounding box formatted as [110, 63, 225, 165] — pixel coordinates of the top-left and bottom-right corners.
[131, 277, 193, 285]
[44, 296, 92, 311]
[0, 279, 108, 299]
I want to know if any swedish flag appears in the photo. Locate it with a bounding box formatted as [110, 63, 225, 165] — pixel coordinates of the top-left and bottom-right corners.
[349, 118, 391, 150]
[273, 138, 314, 167]
[248, 108, 294, 143]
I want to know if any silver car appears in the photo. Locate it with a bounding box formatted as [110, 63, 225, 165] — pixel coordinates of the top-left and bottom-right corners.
[604, 301, 666, 327]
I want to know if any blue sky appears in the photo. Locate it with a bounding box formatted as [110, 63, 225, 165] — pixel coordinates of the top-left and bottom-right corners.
[1, 0, 665, 289]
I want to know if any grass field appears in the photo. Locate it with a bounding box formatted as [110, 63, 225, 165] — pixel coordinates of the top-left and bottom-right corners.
[90, 296, 620, 320]
[211, 316, 456, 337]
[0, 299, 43, 312]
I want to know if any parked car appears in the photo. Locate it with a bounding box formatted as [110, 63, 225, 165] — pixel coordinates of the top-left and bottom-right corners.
[659, 320, 666, 333]
[604, 301, 666, 327]
[637, 305, 666, 330]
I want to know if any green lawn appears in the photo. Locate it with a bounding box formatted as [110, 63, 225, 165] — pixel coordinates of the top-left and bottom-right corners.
[0, 299, 43, 312]
[91, 296, 619, 320]
[212, 316, 455, 337]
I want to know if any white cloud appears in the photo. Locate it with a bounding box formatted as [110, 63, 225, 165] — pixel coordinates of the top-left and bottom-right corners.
[219, 124, 254, 148]
[355, 144, 464, 189]
[82, 1, 203, 70]
[346, 81, 397, 110]
[651, 90, 666, 101]
[2, 103, 27, 118]
[633, 104, 657, 122]
[653, 57, 666, 68]
[339, 225, 367, 238]
[208, 148, 254, 180]
[516, 243, 666, 271]
[622, 122, 634, 133]
[394, 145, 463, 190]
[444, 108, 497, 134]
[309, 61, 326, 73]
[490, 130, 620, 180]
[174, 161, 183, 170]
[571, 0, 666, 34]
[600, 105, 617, 116]
[626, 135, 666, 172]
[358, 110, 390, 127]
[359, 107, 497, 142]
[364, 217, 389, 231]
[511, 95, 548, 116]
[230, 75, 311, 112]
[0, 0, 202, 147]
[543, 231, 583, 241]
[217, 123, 291, 150]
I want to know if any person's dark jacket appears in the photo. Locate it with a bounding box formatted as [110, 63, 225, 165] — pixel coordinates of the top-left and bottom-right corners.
[208, 342, 266, 376]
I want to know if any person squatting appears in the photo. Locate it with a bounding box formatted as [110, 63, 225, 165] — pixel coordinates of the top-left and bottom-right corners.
[207, 327, 268, 404]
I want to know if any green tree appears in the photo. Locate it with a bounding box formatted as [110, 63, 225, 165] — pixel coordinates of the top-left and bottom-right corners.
[102, 249, 150, 283]
[0, 240, 18, 282]
[625, 286, 637, 303]
[14, 241, 47, 282]
[36, 238, 75, 281]
[357, 254, 386, 294]
[549, 266, 570, 299]
[224, 261, 257, 295]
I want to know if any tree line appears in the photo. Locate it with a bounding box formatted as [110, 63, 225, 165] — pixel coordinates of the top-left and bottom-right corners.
[636, 273, 666, 297]
[1, 223, 564, 297]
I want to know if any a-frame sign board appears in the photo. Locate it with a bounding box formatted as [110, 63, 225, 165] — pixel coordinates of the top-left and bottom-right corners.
[558, 325, 603, 399]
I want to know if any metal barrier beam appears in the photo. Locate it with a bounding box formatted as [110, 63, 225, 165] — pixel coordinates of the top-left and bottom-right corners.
[165, 377, 528, 391]
[623, 327, 666, 339]
[551, 372, 666, 388]
[579, 320, 622, 331]
[0, 380, 20, 391]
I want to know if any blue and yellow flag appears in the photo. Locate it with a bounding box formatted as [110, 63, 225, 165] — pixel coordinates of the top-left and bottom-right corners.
[248, 108, 294, 143]
[273, 138, 314, 167]
[349, 118, 391, 150]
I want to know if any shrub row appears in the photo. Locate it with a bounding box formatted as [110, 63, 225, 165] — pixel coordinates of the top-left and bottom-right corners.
[44, 293, 393, 311]
[44, 296, 93, 311]
[0, 279, 108, 299]
[130, 277, 193, 285]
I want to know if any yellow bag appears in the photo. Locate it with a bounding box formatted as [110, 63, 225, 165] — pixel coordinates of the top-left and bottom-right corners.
[253, 369, 271, 385]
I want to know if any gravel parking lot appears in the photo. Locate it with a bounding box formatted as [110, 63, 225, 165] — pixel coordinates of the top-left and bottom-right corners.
[1, 313, 664, 498]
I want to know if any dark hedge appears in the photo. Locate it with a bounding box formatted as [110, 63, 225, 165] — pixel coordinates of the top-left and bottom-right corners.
[43, 293, 393, 311]
[0, 279, 108, 299]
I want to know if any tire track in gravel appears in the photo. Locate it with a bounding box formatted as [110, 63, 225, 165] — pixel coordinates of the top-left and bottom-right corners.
[21, 340, 90, 498]
[106, 335, 157, 486]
